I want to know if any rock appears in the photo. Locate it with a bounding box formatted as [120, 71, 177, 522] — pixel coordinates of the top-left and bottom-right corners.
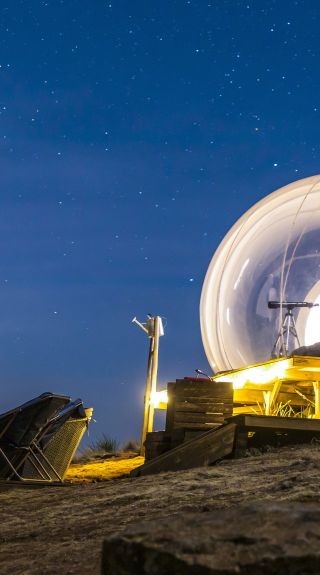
[101, 502, 320, 574]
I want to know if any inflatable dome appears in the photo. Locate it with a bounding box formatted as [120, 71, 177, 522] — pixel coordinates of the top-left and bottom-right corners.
[200, 175, 320, 373]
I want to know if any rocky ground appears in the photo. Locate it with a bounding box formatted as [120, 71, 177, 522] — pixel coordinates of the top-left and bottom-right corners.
[1, 443, 320, 574]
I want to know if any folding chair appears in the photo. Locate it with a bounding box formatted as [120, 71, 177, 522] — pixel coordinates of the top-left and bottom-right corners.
[22, 399, 91, 482]
[0, 392, 70, 482]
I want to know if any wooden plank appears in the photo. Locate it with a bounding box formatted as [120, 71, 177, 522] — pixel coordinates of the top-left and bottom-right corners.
[232, 405, 263, 415]
[229, 414, 320, 432]
[174, 397, 233, 405]
[174, 381, 233, 394]
[174, 401, 233, 413]
[264, 390, 271, 416]
[173, 390, 234, 400]
[174, 379, 229, 386]
[132, 423, 237, 476]
[173, 422, 222, 430]
[269, 379, 282, 412]
[314, 382, 320, 418]
[174, 412, 226, 423]
[174, 383, 233, 397]
[183, 377, 214, 382]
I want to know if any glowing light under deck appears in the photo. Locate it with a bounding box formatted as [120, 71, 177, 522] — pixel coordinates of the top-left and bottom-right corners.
[213, 359, 290, 389]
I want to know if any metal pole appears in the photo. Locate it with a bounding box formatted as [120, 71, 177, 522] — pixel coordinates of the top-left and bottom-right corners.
[140, 335, 154, 456]
[285, 313, 291, 355]
[148, 316, 160, 433]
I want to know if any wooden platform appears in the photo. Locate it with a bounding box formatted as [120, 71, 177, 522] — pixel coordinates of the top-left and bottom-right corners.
[136, 358, 320, 476]
[214, 356, 320, 385]
[155, 357, 320, 417]
[133, 414, 320, 476]
[213, 356, 320, 417]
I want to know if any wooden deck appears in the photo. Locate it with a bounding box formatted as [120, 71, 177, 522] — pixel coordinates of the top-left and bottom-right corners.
[155, 357, 320, 416]
[214, 355, 320, 384]
[133, 413, 320, 476]
[135, 357, 320, 476]
[213, 356, 320, 417]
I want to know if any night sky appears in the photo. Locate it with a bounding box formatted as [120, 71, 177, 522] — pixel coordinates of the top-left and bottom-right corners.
[1, 1, 320, 444]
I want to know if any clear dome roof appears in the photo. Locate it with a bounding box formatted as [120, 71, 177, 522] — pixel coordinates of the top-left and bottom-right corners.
[200, 175, 320, 372]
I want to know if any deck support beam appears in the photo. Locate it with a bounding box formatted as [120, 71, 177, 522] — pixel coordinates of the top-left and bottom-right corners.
[313, 381, 320, 419]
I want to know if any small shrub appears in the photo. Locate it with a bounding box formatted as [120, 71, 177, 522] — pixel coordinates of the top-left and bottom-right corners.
[90, 434, 119, 454]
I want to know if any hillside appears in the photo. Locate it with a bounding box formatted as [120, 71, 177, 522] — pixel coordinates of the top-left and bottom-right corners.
[1, 443, 320, 574]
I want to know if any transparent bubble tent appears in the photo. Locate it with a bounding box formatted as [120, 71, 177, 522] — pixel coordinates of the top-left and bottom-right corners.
[200, 175, 320, 373]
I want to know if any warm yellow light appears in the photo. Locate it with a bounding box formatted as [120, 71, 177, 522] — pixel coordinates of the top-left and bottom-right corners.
[214, 359, 290, 389]
[150, 389, 168, 408]
[304, 293, 320, 345]
[148, 360, 290, 410]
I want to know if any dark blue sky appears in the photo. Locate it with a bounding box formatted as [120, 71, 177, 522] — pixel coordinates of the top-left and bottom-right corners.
[1, 0, 320, 443]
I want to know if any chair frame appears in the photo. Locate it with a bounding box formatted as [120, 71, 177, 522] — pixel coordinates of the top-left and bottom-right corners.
[20, 399, 90, 483]
[0, 393, 70, 484]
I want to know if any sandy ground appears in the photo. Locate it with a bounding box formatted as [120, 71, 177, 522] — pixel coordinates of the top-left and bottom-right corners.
[65, 454, 144, 483]
[1, 444, 320, 574]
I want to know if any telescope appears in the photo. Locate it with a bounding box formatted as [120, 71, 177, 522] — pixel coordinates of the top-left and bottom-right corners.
[269, 300, 319, 358]
[268, 301, 319, 310]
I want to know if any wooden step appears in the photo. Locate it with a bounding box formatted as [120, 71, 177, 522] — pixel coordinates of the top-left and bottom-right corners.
[132, 423, 237, 476]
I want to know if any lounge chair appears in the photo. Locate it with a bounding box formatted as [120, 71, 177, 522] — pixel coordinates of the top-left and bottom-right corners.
[0, 392, 70, 482]
[22, 399, 91, 482]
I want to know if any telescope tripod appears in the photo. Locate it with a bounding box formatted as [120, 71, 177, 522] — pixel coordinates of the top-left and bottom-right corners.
[271, 307, 300, 358]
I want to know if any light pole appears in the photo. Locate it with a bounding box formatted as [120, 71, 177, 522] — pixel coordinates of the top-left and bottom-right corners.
[132, 315, 164, 456]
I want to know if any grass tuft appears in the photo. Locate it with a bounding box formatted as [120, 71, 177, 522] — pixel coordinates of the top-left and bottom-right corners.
[72, 436, 141, 464]
[90, 434, 119, 453]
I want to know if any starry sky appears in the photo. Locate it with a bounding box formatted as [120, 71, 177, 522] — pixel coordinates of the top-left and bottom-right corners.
[1, 0, 320, 444]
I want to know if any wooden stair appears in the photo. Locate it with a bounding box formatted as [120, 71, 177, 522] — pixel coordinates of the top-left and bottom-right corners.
[133, 413, 320, 477]
[132, 422, 237, 476]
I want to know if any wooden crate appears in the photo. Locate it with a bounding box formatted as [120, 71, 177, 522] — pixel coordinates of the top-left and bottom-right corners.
[165, 378, 233, 434]
[144, 431, 171, 461]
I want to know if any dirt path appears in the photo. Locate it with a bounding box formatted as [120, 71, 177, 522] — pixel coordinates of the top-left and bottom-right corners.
[1, 444, 320, 574]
